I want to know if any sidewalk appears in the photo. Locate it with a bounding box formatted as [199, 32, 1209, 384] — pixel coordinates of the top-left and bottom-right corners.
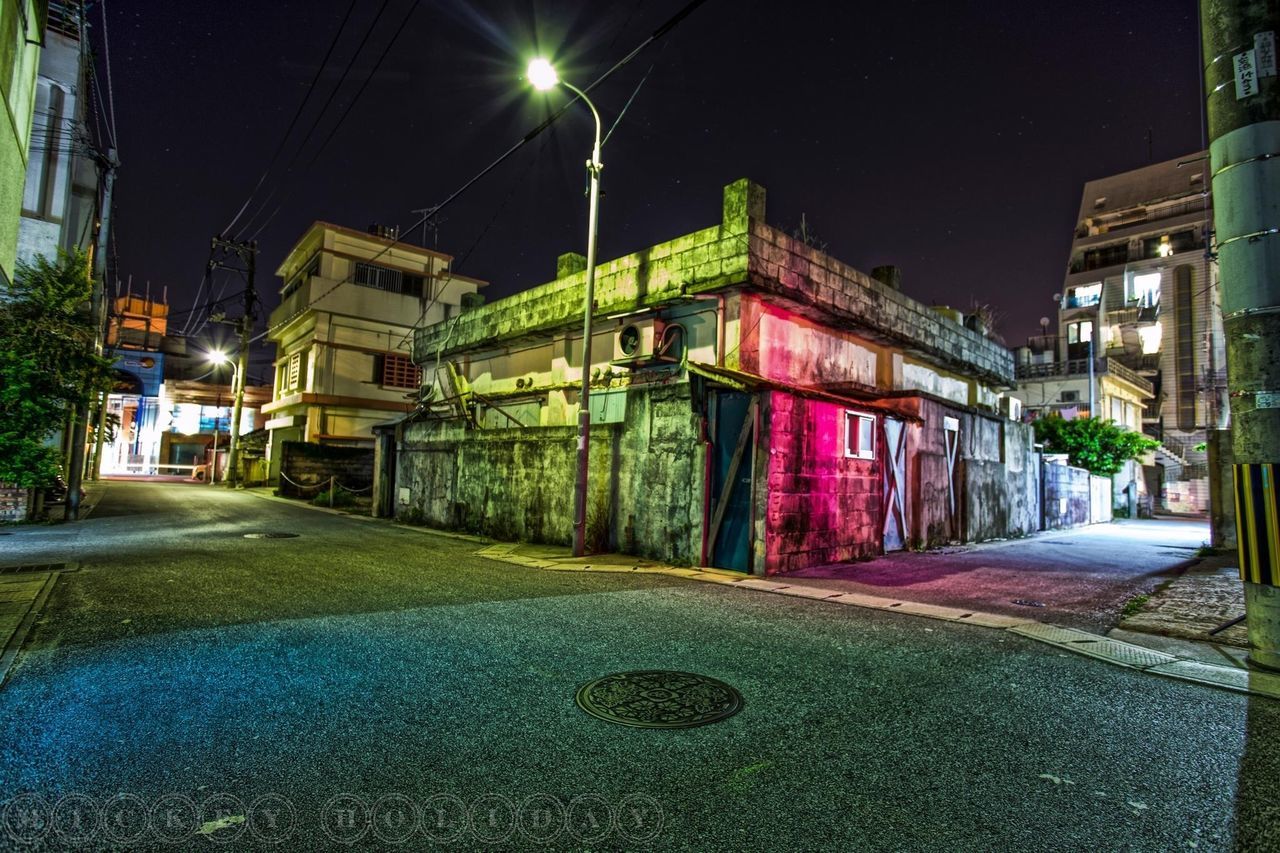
[1114, 551, 1249, 654]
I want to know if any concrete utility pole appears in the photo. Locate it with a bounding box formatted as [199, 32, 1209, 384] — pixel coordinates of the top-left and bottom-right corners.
[66, 149, 118, 521]
[1201, 1, 1280, 670]
[210, 237, 258, 488]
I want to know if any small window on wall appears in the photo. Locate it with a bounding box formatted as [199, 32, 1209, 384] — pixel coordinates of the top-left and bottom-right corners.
[844, 411, 876, 460]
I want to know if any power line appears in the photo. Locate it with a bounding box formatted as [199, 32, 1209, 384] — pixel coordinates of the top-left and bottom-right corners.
[97, 0, 119, 150]
[252, 0, 711, 345]
[242, 0, 421, 243]
[220, 0, 360, 236]
[232, 0, 399, 241]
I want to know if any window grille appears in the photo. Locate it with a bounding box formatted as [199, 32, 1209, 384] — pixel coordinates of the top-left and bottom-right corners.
[377, 353, 421, 389]
[355, 262, 404, 293]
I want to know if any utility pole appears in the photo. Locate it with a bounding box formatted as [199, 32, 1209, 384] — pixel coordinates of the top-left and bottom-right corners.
[66, 149, 118, 521]
[210, 237, 258, 488]
[1201, 1, 1280, 670]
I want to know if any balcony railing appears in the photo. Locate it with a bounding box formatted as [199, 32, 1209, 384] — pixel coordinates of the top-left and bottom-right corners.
[1015, 357, 1154, 395]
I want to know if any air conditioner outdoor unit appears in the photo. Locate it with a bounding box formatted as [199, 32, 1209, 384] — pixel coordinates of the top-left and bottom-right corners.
[613, 318, 663, 361]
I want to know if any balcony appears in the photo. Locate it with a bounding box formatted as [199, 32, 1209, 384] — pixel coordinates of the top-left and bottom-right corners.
[1015, 358, 1153, 395]
[1106, 303, 1161, 325]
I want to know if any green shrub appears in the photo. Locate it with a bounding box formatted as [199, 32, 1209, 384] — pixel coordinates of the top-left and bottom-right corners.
[311, 488, 356, 507]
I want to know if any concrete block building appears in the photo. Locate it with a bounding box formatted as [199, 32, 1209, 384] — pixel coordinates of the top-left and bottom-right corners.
[394, 180, 1040, 575]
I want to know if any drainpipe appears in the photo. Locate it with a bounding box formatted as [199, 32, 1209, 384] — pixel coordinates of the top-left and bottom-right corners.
[1201, 0, 1280, 670]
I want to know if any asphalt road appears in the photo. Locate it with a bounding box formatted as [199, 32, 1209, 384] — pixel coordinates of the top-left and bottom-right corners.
[0, 481, 1276, 851]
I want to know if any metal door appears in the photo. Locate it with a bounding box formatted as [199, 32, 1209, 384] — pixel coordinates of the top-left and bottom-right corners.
[882, 417, 907, 551]
[708, 392, 756, 572]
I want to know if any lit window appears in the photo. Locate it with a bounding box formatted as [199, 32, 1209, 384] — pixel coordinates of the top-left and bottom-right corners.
[1067, 320, 1093, 345]
[1072, 283, 1101, 307]
[844, 411, 875, 460]
[1132, 272, 1161, 307]
[1157, 237, 1174, 258]
[1138, 322, 1162, 355]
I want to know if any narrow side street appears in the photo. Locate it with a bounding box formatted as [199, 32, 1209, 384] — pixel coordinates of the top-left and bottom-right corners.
[0, 481, 1276, 850]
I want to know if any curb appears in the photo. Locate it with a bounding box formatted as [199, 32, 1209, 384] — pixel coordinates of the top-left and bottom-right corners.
[242, 489, 493, 543]
[237, 490, 1277, 701]
[0, 568, 62, 688]
[476, 548, 1280, 702]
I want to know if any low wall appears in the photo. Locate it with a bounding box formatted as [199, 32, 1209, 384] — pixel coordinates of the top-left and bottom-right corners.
[0, 484, 29, 523]
[397, 384, 704, 563]
[278, 442, 374, 498]
[1042, 461, 1112, 529]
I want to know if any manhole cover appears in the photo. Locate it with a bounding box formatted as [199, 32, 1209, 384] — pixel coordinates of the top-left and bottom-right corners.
[1011, 598, 1046, 608]
[243, 532, 300, 539]
[574, 671, 743, 729]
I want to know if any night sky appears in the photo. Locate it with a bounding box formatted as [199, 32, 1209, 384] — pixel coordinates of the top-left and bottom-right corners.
[103, 0, 1205, 381]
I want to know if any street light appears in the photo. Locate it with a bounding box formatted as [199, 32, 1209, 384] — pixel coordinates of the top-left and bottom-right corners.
[528, 57, 603, 558]
[208, 350, 242, 486]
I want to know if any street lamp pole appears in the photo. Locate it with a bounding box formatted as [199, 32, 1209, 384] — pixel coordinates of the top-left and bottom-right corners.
[529, 59, 603, 557]
[209, 352, 241, 486]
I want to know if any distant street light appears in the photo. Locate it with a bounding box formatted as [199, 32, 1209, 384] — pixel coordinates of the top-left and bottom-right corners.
[528, 57, 603, 558]
[208, 351, 243, 486]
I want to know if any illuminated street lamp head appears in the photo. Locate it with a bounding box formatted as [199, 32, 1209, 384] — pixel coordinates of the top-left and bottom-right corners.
[208, 351, 230, 367]
[527, 58, 559, 91]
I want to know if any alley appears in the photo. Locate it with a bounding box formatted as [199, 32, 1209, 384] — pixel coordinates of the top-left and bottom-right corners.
[0, 482, 1276, 850]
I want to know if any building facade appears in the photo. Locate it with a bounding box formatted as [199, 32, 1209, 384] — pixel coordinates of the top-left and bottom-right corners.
[395, 180, 1040, 575]
[263, 222, 486, 476]
[1012, 153, 1225, 512]
[1, 0, 46, 287]
[15, 0, 98, 270]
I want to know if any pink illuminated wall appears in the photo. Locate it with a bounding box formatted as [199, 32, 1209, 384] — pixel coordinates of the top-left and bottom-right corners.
[764, 391, 882, 574]
[737, 295, 878, 389]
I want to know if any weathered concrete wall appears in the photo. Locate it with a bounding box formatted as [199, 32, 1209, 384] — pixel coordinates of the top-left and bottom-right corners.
[737, 296, 880, 389]
[746, 221, 1013, 388]
[397, 384, 704, 563]
[1043, 460, 1092, 530]
[878, 396, 1039, 547]
[764, 392, 882, 574]
[278, 442, 374, 497]
[0, 484, 30, 522]
[1090, 474, 1113, 524]
[962, 417, 1040, 542]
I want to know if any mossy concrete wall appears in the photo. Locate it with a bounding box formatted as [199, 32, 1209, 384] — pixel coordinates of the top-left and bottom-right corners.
[397, 384, 704, 563]
[416, 178, 1012, 393]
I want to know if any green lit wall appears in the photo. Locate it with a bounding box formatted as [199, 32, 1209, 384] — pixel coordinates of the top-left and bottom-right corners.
[0, 0, 44, 286]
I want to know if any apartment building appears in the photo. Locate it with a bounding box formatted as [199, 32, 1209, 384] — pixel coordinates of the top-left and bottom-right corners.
[263, 222, 485, 476]
[1014, 153, 1226, 511]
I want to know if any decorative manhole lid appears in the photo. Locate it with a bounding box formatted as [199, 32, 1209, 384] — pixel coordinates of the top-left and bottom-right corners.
[243, 532, 300, 539]
[574, 670, 743, 729]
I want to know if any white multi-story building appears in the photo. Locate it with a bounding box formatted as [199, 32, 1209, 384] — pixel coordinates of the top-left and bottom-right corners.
[263, 222, 485, 474]
[1014, 153, 1227, 512]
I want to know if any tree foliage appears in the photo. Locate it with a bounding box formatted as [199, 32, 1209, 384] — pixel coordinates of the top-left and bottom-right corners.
[1032, 414, 1158, 477]
[0, 251, 114, 487]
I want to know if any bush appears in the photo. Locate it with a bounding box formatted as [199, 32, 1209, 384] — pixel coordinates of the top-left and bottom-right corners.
[1033, 415, 1158, 476]
[311, 488, 356, 507]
